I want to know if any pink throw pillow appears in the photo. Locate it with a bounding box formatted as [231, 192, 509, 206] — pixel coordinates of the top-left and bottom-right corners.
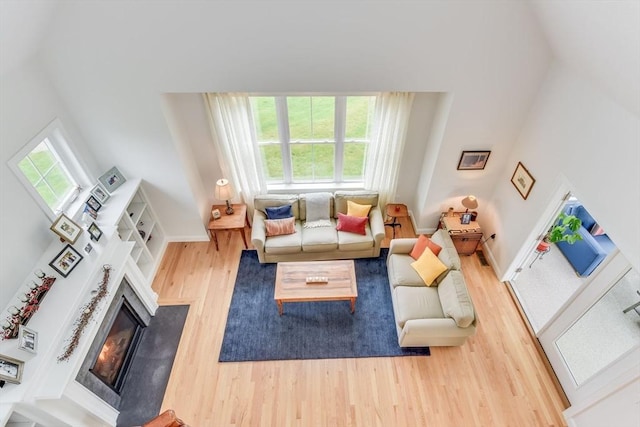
[336, 213, 368, 235]
[265, 217, 296, 237]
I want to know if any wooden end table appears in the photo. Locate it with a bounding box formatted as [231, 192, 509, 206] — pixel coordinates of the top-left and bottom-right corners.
[274, 260, 357, 315]
[439, 212, 483, 255]
[207, 204, 250, 251]
[385, 203, 408, 238]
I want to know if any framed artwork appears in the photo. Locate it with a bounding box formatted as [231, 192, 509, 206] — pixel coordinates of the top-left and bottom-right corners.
[457, 151, 491, 170]
[460, 213, 472, 224]
[50, 214, 82, 244]
[212, 208, 221, 220]
[91, 183, 110, 204]
[98, 166, 126, 194]
[84, 242, 93, 253]
[49, 244, 83, 278]
[511, 161, 536, 200]
[83, 205, 98, 220]
[18, 325, 38, 354]
[0, 354, 24, 384]
[88, 222, 103, 241]
[85, 195, 102, 212]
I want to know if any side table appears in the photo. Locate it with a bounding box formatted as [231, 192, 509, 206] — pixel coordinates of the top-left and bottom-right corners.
[385, 203, 408, 238]
[208, 204, 250, 251]
[439, 212, 483, 255]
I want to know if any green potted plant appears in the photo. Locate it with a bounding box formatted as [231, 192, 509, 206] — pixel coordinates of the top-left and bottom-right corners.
[545, 212, 583, 245]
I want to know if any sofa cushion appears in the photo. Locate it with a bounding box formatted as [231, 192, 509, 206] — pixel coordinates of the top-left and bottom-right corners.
[347, 200, 372, 217]
[393, 286, 444, 328]
[430, 230, 461, 273]
[302, 219, 338, 252]
[264, 220, 303, 254]
[255, 194, 300, 219]
[299, 193, 334, 221]
[334, 191, 379, 217]
[265, 204, 293, 219]
[409, 234, 442, 260]
[437, 270, 475, 328]
[265, 217, 296, 237]
[337, 223, 374, 251]
[387, 253, 426, 288]
[336, 213, 368, 235]
[410, 247, 448, 286]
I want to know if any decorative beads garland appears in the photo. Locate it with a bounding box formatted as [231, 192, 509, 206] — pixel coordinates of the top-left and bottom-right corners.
[58, 265, 111, 362]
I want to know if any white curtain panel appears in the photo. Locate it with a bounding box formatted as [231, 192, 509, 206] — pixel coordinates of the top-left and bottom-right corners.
[204, 93, 266, 214]
[364, 92, 415, 210]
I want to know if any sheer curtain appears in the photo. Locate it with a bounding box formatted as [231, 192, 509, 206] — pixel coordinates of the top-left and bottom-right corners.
[364, 92, 415, 210]
[204, 93, 266, 213]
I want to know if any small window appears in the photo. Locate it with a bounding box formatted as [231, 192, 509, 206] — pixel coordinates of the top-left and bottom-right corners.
[9, 119, 90, 219]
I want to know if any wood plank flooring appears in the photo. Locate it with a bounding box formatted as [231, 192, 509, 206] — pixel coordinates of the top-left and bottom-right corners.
[151, 217, 568, 426]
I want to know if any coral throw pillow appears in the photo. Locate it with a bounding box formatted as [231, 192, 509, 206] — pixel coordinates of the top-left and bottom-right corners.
[265, 217, 296, 237]
[265, 204, 293, 219]
[336, 213, 368, 235]
[410, 234, 443, 260]
[346, 200, 372, 218]
[410, 247, 448, 286]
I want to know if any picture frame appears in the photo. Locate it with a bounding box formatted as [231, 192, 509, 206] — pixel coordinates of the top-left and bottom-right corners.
[98, 166, 126, 194]
[49, 244, 83, 278]
[83, 205, 98, 220]
[460, 213, 472, 224]
[50, 213, 82, 244]
[0, 354, 24, 384]
[212, 208, 221, 220]
[457, 150, 491, 170]
[511, 161, 536, 200]
[90, 183, 110, 204]
[18, 325, 38, 354]
[85, 195, 102, 212]
[84, 242, 93, 254]
[87, 222, 103, 242]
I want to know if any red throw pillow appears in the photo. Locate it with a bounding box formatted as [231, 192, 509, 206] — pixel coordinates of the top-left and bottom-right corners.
[410, 234, 443, 260]
[336, 213, 368, 235]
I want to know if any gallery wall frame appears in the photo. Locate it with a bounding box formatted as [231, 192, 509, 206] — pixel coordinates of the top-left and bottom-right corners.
[0, 354, 24, 384]
[457, 150, 491, 170]
[18, 325, 38, 354]
[511, 161, 536, 200]
[98, 166, 126, 194]
[50, 214, 82, 244]
[49, 244, 83, 278]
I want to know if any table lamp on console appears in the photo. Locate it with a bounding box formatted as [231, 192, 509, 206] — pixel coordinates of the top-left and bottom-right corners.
[215, 178, 235, 215]
[461, 195, 478, 220]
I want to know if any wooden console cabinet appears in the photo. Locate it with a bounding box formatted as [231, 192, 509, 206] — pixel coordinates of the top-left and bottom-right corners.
[439, 212, 483, 255]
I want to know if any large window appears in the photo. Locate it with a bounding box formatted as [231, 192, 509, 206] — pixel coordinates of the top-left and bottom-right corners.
[250, 95, 375, 185]
[9, 119, 90, 219]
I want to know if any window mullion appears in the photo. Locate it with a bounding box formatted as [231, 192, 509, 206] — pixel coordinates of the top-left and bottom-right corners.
[334, 96, 346, 183]
[275, 97, 292, 184]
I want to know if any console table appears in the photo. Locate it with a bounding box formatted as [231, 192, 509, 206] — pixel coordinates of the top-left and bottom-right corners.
[439, 212, 483, 255]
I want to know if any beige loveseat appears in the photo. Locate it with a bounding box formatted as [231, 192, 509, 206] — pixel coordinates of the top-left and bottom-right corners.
[251, 191, 385, 263]
[386, 229, 477, 347]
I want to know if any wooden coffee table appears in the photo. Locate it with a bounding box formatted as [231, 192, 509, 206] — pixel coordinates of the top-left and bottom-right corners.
[274, 260, 357, 315]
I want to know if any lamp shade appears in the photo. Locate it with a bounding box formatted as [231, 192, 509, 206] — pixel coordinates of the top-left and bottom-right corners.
[215, 178, 235, 201]
[461, 195, 478, 210]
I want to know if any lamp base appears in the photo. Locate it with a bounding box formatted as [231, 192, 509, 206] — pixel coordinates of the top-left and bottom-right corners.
[225, 201, 234, 215]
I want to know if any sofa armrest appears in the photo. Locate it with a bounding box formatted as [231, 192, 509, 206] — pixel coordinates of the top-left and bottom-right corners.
[401, 318, 477, 338]
[388, 238, 418, 256]
[251, 211, 267, 262]
[369, 206, 385, 252]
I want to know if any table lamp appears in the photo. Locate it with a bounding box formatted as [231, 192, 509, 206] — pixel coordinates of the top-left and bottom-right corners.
[461, 195, 478, 212]
[215, 178, 235, 215]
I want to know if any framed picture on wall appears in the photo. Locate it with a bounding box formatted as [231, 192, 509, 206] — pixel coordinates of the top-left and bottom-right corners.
[98, 166, 126, 194]
[50, 214, 82, 244]
[511, 161, 536, 200]
[457, 151, 491, 170]
[90, 183, 110, 204]
[49, 244, 83, 278]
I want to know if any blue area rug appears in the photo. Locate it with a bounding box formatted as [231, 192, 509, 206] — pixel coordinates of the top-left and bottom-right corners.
[219, 249, 429, 362]
[117, 305, 189, 427]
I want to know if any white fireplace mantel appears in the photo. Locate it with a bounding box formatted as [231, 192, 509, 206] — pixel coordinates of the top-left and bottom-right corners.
[0, 180, 163, 427]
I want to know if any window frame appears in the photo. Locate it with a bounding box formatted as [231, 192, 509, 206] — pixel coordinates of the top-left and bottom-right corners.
[8, 119, 92, 221]
[250, 94, 375, 189]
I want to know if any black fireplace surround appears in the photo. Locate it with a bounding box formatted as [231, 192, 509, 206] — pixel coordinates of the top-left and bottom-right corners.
[76, 277, 152, 409]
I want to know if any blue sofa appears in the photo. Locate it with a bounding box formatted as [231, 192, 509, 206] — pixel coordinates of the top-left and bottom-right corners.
[556, 203, 615, 277]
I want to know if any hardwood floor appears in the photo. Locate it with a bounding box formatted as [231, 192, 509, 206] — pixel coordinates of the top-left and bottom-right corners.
[151, 217, 568, 426]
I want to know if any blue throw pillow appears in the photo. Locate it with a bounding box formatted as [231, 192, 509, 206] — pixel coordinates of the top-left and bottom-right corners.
[265, 204, 293, 219]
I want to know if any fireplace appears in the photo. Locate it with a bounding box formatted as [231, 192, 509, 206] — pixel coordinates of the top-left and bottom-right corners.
[76, 277, 152, 408]
[90, 298, 143, 392]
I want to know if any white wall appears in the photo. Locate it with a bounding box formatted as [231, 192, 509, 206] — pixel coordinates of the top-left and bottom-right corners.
[483, 62, 640, 280]
[0, 58, 100, 309]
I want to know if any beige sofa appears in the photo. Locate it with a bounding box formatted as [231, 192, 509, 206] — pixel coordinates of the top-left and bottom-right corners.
[251, 191, 385, 263]
[386, 229, 477, 347]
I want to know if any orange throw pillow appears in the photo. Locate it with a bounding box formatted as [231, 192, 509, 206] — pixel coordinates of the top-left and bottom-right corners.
[265, 217, 296, 237]
[410, 234, 443, 260]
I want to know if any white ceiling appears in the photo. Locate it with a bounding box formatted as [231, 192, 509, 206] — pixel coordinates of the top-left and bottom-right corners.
[1, 1, 637, 116]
